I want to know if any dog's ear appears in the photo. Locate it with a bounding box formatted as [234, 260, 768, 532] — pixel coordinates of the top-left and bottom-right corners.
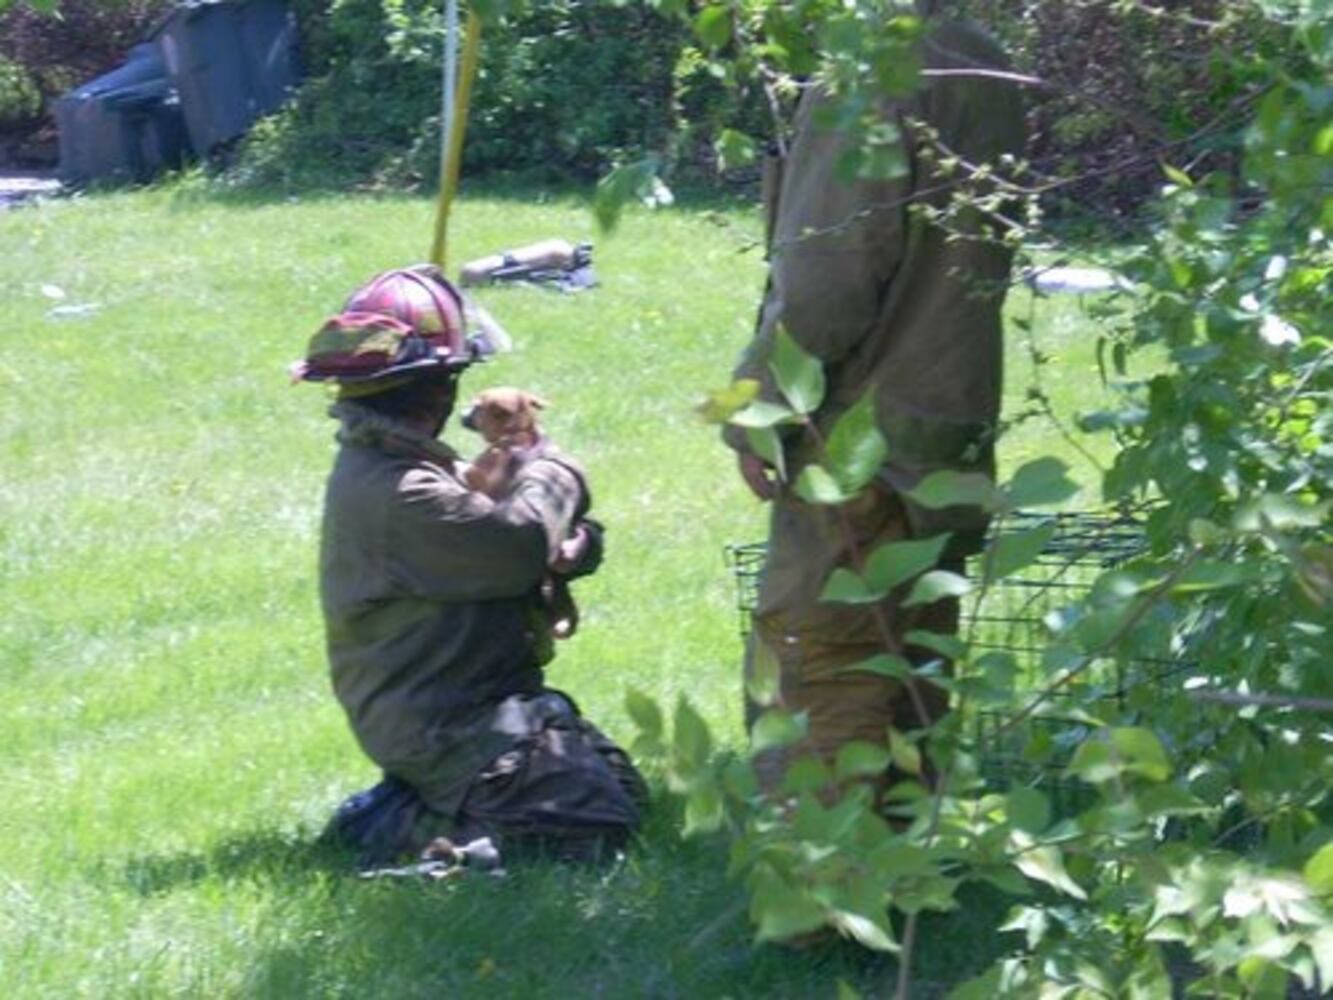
[528, 393, 549, 411]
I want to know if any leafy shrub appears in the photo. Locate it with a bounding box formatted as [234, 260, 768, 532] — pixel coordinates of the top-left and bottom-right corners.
[0, 55, 40, 129]
[958, 0, 1289, 219]
[631, 4, 1333, 994]
[0, 0, 170, 106]
[232, 0, 725, 190]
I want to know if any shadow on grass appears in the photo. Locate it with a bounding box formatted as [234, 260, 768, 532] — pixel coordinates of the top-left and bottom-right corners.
[115, 828, 353, 897]
[107, 812, 1012, 997]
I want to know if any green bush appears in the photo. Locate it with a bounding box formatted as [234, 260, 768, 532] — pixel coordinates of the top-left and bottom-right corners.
[0, 55, 40, 129]
[958, 0, 1288, 217]
[0, 0, 169, 105]
[5, 0, 1279, 215]
[232, 0, 738, 191]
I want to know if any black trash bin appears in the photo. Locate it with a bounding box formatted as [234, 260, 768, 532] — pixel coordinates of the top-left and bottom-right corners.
[56, 43, 187, 185]
[55, 0, 300, 184]
[157, 0, 299, 155]
[106, 81, 191, 180]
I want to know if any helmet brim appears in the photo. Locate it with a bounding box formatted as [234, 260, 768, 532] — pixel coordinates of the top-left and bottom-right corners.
[300, 356, 472, 384]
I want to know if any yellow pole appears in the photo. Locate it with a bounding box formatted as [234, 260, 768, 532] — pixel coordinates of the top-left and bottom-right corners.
[430, 9, 483, 269]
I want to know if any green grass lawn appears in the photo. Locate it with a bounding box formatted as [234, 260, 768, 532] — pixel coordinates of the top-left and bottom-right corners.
[0, 182, 1119, 997]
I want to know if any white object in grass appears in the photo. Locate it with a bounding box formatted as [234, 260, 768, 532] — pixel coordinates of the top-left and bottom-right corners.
[1027, 266, 1127, 295]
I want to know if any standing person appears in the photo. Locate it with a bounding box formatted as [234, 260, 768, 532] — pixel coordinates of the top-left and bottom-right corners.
[725, 14, 1025, 792]
[294, 265, 645, 866]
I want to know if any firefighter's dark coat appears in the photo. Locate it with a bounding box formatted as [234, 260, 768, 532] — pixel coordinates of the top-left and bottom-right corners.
[319, 401, 641, 843]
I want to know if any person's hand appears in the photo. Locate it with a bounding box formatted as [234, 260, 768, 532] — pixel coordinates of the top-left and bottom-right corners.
[551, 518, 604, 579]
[738, 452, 778, 502]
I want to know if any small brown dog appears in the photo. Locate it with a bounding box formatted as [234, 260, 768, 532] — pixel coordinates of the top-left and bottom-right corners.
[460, 387, 584, 640]
[460, 387, 548, 497]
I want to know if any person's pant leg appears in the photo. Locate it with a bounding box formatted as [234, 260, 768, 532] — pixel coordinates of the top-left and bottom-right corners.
[455, 697, 646, 862]
[746, 484, 960, 796]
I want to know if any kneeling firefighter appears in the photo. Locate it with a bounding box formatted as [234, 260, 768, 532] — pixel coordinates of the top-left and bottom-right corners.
[293, 265, 645, 865]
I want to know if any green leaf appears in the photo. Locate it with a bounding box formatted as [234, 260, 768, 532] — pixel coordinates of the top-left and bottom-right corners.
[903, 570, 973, 608]
[907, 470, 1001, 512]
[1138, 784, 1208, 817]
[751, 869, 826, 943]
[983, 522, 1056, 583]
[835, 740, 893, 781]
[745, 636, 781, 708]
[978, 867, 1032, 897]
[888, 727, 921, 775]
[870, 842, 932, 881]
[1302, 841, 1333, 895]
[693, 4, 731, 49]
[1171, 560, 1254, 593]
[794, 464, 849, 505]
[1023, 729, 1054, 765]
[949, 969, 1003, 1000]
[1187, 517, 1228, 546]
[673, 697, 713, 772]
[683, 779, 724, 836]
[865, 535, 951, 593]
[841, 653, 912, 680]
[752, 709, 807, 752]
[721, 756, 759, 801]
[593, 158, 662, 233]
[820, 568, 875, 604]
[769, 325, 825, 415]
[1237, 957, 1288, 998]
[1316, 123, 1333, 158]
[1011, 837, 1087, 900]
[744, 426, 787, 483]
[714, 128, 757, 172]
[1067, 728, 1171, 784]
[695, 379, 759, 424]
[781, 756, 833, 795]
[831, 909, 897, 952]
[824, 395, 888, 494]
[624, 687, 663, 741]
[998, 904, 1049, 946]
[729, 400, 798, 429]
[1145, 917, 1190, 943]
[975, 650, 1018, 687]
[1119, 736, 1171, 786]
[1007, 787, 1051, 834]
[1162, 163, 1194, 188]
[1311, 928, 1333, 994]
[819, 535, 951, 605]
[904, 629, 967, 661]
[1066, 739, 1117, 784]
[1004, 457, 1079, 508]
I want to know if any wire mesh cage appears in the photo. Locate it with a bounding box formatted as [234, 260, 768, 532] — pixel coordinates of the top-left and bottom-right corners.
[726, 510, 1162, 797]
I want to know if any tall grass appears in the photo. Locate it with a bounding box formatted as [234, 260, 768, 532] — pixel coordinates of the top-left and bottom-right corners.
[0, 183, 1114, 997]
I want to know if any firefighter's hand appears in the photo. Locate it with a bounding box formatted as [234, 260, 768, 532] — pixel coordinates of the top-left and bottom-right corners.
[738, 452, 778, 502]
[551, 519, 604, 579]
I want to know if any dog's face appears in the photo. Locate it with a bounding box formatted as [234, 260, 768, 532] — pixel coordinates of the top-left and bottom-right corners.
[460, 387, 548, 445]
